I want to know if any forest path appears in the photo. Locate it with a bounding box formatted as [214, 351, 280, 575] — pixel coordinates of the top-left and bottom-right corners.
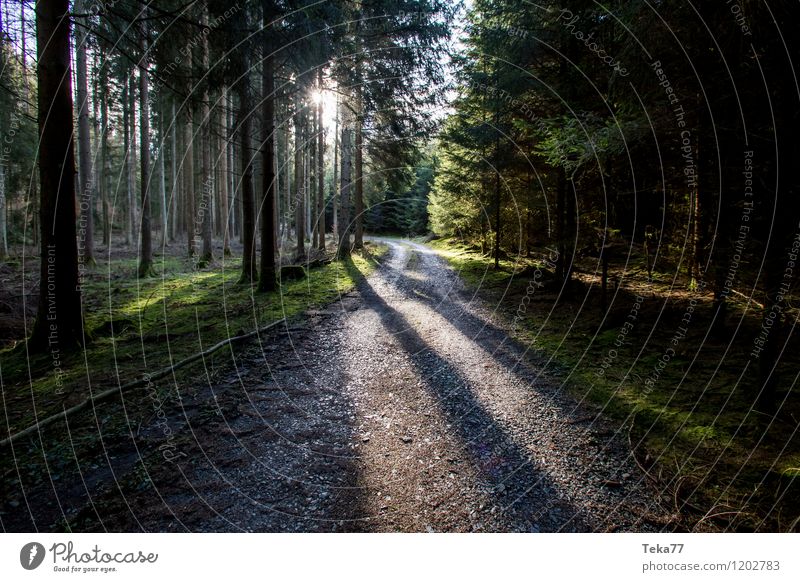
[114, 239, 667, 532]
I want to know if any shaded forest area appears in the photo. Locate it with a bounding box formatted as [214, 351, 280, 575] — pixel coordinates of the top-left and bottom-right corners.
[1, 0, 799, 532]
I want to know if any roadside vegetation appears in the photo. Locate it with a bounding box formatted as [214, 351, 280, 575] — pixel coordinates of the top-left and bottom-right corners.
[429, 237, 800, 532]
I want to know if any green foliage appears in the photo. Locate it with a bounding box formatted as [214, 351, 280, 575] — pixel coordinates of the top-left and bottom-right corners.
[0, 38, 38, 246]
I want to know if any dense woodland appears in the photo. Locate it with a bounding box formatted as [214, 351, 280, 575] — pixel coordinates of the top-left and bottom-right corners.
[1, 1, 799, 532]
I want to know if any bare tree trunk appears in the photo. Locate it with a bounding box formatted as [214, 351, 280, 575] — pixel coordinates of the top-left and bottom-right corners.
[29, 0, 83, 351]
[317, 69, 326, 251]
[353, 86, 364, 249]
[138, 17, 153, 278]
[311, 97, 319, 250]
[258, 28, 277, 292]
[184, 105, 195, 257]
[282, 100, 291, 245]
[0, 165, 7, 259]
[294, 90, 306, 260]
[170, 99, 178, 242]
[237, 57, 256, 282]
[123, 82, 131, 245]
[199, 7, 213, 266]
[219, 87, 231, 256]
[493, 114, 501, 270]
[128, 72, 137, 247]
[332, 96, 339, 244]
[74, 0, 94, 264]
[99, 52, 111, 247]
[159, 101, 168, 249]
[338, 120, 352, 258]
[229, 98, 240, 244]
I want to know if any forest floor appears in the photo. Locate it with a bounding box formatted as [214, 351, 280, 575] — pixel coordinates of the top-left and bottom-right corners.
[427, 237, 800, 532]
[2, 238, 673, 532]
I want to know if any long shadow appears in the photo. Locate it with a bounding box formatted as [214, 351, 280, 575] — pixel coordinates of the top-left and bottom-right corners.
[344, 257, 589, 532]
[2, 315, 370, 533]
[374, 243, 554, 381]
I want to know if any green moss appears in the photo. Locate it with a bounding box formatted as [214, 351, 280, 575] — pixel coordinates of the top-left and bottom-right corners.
[429, 236, 799, 529]
[0, 244, 389, 435]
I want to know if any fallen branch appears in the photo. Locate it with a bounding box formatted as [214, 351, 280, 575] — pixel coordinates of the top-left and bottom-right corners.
[0, 318, 286, 448]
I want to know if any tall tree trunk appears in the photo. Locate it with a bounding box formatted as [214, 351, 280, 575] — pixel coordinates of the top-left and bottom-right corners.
[99, 53, 111, 247]
[230, 98, 240, 244]
[237, 62, 256, 282]
[294, 90, 306, 260]
[74, 0, 94, 265]
[138, 17, 153, 278]
[199, 7, 213, 266]
[282, 99, 291, 244]
[317, 69, 326, 251]
[128, 72, 137, 247]
[159, 101, 168, 248]
[310, 95, 319, 249]
[332, 96, 339, 244]
[184, 105, 195, 257]
[338, 122, 352, 257]
[29, 0, 83, 351]
[258, 28, 277, 292]
[493, 129, 501, 270]
[219, 87, 231, 256]
[123, 82, 131, 245]
[353, 87, 364, 249]
[170, 99, 178, 242]
[0, 165, 7, 259]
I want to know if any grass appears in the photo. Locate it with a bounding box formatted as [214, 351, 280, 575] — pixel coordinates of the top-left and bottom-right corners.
[428, 236, 800, 531]
[0, 242, 389, 438]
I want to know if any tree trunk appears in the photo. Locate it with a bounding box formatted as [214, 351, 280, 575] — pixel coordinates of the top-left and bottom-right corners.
[99, 54, 111, 247]
[219, 87, 231, 256]
[128, 72, 137, 248]
[199, 7, 213, 266]
[237, 61, 256, 282]
[159, 102, 168, 249]
[0, 165, 7, 259]
[338, 123, 352, 257]
[310, 95, 319, 250]
[29, 0, 83, 351]
[354, 89, 364, 250]
[138, 17, 153, 278]
[74, 0, 94, 265]
[282, 99, 291, 245]
[184, 105, 195, 257]
[258, 38, 276, 292]
[493, 133, 501, 270]
[317, 69, 326, 251]
[294, 90, 306, 260]
[170, 99, 178, 242]
[332, 96, 339, 244]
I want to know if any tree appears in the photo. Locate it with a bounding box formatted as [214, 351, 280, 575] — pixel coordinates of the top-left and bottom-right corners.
[74, 0, 95, 266]
[337, 113, 352, 257]
[258, 3, 277, 292]
[316, 68, 326, 251]
[198, 5, 213, 267]
[137, 13, 153, 278]
[293, 85, 306, 260]
[28, 0, 83, 351]
[235, 7, 256, 283]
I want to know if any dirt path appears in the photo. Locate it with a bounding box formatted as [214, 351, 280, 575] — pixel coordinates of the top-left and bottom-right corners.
[7, 240, 669, 532]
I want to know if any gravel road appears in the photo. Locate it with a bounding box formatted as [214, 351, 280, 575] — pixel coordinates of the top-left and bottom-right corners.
[18, 239, 669, 532]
